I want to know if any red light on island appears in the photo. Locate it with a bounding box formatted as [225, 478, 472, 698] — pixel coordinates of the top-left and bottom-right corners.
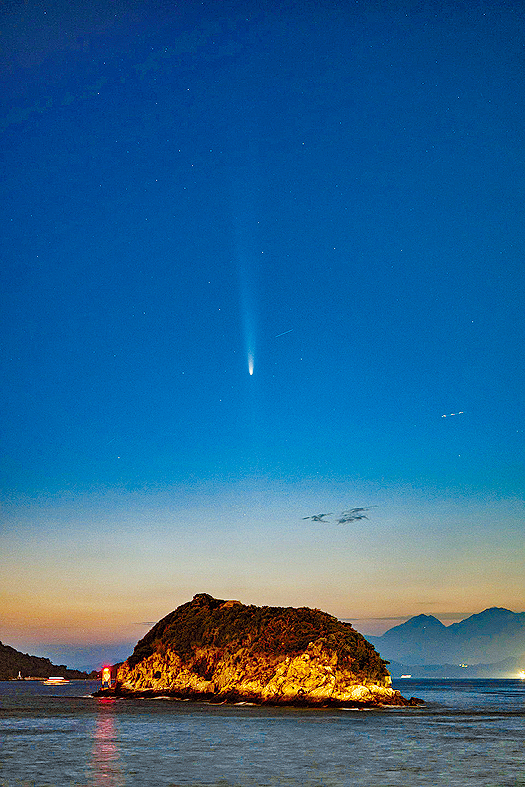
[101, 666, 113, 688]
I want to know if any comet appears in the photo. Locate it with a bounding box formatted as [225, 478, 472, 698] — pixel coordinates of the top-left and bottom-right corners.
[248, 353, 254, 375]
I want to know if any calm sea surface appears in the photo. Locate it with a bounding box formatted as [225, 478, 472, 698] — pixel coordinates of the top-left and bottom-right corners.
[1, 678, 524, 786]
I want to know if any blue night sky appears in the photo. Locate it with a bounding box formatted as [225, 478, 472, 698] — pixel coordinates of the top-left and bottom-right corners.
[1, 0, 524, 670]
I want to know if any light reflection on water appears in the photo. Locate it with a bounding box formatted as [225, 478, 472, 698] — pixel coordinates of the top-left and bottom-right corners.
[89, 701, 124, 787]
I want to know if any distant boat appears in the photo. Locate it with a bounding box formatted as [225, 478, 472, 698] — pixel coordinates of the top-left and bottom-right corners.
[44, 677, 70, 685]
[400, 674, 412, 678]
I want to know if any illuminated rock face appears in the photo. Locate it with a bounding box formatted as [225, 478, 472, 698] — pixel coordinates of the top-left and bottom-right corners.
[115, 594, 412, 707]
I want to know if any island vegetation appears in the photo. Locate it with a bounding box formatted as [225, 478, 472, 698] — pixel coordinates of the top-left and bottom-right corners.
[128, 593, 389, 683]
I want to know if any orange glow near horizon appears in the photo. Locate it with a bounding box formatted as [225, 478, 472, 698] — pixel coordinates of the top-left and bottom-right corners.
[3, 486, 524, 652]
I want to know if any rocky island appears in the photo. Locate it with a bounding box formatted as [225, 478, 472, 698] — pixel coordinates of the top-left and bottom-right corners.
[96, 594, 421, 707]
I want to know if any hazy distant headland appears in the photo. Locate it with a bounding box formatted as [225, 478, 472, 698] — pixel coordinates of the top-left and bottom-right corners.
[0, 641, 91, 681]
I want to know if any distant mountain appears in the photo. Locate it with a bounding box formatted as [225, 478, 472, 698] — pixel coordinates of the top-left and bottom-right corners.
[367, 608, 525, 666]
[0, 641, 91, 680]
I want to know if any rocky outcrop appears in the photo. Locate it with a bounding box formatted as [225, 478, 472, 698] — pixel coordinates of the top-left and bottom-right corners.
[99, 594, 421, 707]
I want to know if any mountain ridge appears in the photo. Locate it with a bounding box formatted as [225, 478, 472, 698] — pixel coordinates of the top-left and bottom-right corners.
[367, 607, 525, 666]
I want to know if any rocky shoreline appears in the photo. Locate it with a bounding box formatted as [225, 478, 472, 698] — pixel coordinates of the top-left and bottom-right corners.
[93, 684, 423, 707]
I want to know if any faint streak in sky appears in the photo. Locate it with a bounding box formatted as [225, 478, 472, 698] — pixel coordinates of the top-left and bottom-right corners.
[275, 329, 293, 338]
[442, 412, 464, 417]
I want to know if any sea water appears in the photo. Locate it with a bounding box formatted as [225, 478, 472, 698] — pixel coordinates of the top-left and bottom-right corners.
[1, 679, 524, 786]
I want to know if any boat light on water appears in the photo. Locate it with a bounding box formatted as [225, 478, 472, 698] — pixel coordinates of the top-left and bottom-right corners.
[44, 677, 70, 685]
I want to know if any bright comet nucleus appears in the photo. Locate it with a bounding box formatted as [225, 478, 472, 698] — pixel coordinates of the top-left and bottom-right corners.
[248, 353, 254, 375]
